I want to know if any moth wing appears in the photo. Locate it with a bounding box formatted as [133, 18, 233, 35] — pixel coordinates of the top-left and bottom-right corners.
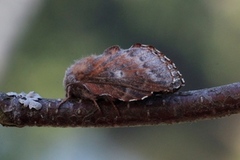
[90, 45, 122, 72]
[102, 45, 121, 56]
[82, 44, 184, 101]
[87, 46, 182, 92]
[84, 83, 152, 101]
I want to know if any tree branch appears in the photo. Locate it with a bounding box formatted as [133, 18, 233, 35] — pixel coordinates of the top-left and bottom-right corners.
[1, 82, 240, 127]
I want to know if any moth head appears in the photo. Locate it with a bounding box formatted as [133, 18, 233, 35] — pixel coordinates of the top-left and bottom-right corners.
[63, 66, 77, 89]
[63, 56, 95, 89]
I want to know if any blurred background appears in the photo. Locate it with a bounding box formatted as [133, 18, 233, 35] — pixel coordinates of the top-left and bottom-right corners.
[1, 0, 240, 160]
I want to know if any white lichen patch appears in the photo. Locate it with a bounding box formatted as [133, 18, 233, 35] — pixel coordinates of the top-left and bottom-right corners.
[6, 92, 18, 97]
[7, 91, 42, 110]
[28, 100, 42, 110]
[25, 91, 42, 100]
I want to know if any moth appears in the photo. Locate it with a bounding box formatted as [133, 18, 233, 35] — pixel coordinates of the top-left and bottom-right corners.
[62, 43, 185, 111]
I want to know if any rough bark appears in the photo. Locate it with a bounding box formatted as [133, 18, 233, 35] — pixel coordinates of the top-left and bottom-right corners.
[1, 82, 240, 127]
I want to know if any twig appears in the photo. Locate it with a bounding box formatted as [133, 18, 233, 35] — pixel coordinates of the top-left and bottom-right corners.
[1, 82, 240, 127]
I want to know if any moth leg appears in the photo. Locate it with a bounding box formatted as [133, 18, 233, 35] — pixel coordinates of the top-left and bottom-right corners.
[58, 84, 71, 109]
[92, 99, 102, 114]
[92, 99, 120, 116]
[57, 97, 70, 109]
[103, 96, 120, 116]
[82, 109, 98, 122]
[109, 100, 120, 116]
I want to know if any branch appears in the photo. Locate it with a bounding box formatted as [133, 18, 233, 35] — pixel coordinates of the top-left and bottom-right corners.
[1, 82, 240, 127]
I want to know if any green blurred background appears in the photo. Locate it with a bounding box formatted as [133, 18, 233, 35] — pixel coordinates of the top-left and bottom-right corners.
[1, 1, 240, 160]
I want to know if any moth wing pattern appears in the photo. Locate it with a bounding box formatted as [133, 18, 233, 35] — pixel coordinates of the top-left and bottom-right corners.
[76, 43, 184, 101]
[83, 83, 152, 101]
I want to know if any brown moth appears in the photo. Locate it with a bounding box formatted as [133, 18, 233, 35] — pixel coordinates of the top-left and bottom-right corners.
[62, 43, 185, 111]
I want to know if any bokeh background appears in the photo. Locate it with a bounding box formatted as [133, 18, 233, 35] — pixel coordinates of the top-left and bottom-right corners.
[1, 1, 240, 160]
